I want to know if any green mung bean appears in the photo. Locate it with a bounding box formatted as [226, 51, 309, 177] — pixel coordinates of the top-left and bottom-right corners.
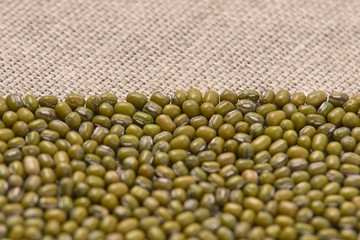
[1, 90, 360, 239]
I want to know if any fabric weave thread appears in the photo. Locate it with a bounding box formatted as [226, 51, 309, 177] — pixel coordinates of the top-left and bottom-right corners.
[1, 0, 359, 99]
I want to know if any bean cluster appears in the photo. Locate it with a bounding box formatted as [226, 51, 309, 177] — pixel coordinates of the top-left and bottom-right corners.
[0, 89, 360, 240]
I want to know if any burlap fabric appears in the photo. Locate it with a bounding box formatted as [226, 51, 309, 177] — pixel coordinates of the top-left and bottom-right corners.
[1, 0, 359, 99]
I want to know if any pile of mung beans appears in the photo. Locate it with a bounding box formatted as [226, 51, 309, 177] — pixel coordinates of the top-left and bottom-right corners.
[0, 89, 360, 240]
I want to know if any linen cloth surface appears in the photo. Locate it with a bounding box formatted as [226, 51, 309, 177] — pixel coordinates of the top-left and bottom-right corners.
[1, 0, 359, 99]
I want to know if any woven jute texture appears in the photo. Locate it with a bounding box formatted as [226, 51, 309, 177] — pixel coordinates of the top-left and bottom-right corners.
[1, 0, 360, 99]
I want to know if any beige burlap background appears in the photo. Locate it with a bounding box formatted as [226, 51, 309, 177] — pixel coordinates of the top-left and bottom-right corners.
[1, 0, 360, 100]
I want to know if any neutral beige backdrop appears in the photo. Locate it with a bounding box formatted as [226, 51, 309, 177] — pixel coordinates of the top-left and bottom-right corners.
[1, 0, 360, 99]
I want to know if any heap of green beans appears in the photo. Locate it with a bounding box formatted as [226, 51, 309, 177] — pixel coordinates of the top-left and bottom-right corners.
[0, 89, 360, 240]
